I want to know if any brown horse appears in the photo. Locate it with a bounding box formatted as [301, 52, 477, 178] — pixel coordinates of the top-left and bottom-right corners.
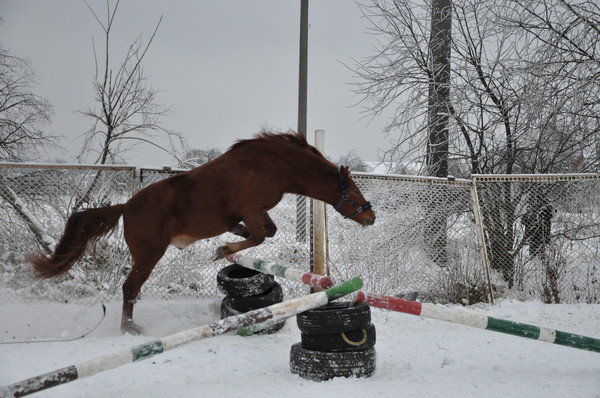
[31, 131, 375, 334]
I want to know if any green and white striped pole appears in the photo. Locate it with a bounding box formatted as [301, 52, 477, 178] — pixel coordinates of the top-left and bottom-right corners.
[226, 253, 333, 288]
[355, 291, 600, 353]
[1, 277, 363, 397]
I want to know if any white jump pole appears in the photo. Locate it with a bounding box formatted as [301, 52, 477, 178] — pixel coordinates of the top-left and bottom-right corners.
[1, 278, 363, 397]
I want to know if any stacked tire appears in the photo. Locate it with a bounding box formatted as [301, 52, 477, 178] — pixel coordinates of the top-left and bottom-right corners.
[290, 301, 376, 381]
[217, 263, 285, 334]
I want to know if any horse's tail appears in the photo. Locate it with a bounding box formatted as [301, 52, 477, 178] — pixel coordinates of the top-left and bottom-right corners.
[31, 204, 125, 279]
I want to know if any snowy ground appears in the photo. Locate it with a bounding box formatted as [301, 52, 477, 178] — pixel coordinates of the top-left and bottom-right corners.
[1, 298, 599, 398]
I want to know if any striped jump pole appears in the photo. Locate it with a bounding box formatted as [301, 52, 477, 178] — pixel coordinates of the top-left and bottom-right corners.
[1, 278, 363, 398]
[226, 253, 332, 288]
[355, 291, 600, 354]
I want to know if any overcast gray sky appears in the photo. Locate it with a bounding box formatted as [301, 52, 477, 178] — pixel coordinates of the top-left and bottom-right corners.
[2, 0, 394, 166]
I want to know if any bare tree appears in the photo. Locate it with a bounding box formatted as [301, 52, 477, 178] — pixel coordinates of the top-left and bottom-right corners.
[72, 0, 184, 211]
[425, 0, 452, 266]
[0, 47, 55, 162]
[0, 47, 58, 252]
[497, 0, 600, 173]
[427, 0, 452, 178]
[353, 0, 600, 286]
[179, 147, 223, 169]
[79, 0, 184, 165]
[337, 150, 370, 172]
[354, 0, 599, 174]
[355, 0, 452, 265]
[353, 0, 432, 173]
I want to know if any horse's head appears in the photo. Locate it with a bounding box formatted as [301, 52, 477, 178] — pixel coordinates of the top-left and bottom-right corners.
[333, 166, 375, 226]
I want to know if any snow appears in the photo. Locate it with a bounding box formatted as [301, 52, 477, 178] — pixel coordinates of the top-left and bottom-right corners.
[1, 298, 599, 398]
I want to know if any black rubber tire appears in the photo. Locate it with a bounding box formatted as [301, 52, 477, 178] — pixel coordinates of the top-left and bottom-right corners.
[219, 297, 285, 335]
[216, 263, 275, 297]
[296, 301, 371, 334]
[300, 323, 376, 352]
[289, 342, 376, 381]
[227, 282, 284, 312]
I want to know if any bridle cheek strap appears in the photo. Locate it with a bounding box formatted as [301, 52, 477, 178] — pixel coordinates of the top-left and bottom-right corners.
[334, 196, 372, 219]
[334, 170, 372, 219]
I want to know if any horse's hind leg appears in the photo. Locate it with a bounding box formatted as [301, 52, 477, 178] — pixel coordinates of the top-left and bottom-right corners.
[121, 243, 167, 334]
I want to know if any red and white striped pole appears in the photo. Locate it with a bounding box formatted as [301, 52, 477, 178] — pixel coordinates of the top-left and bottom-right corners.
[355, 291, 600, 353]
[228, 255, 600, 353]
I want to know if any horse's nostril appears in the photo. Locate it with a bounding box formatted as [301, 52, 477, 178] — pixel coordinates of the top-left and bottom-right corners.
[363, 216, 375, 226]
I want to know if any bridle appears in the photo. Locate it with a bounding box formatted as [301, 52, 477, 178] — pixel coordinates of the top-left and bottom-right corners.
[334, 170, 372, 219]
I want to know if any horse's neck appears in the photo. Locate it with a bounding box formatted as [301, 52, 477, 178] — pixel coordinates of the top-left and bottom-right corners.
[282, 155, 337, 205]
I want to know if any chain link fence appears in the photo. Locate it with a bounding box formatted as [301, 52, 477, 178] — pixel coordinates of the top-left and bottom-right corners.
[329, 175, 487, 304]
[0, 163, 135, 304]
[1, 163, 598, 305]
[473, 174, 600, 304]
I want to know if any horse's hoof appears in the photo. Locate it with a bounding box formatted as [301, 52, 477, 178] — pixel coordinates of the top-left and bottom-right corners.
[213, 246, 227, 261]
[121, 321, 144, 335]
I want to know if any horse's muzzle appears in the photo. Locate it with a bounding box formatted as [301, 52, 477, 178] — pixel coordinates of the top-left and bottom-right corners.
[360, 214, 376, 226]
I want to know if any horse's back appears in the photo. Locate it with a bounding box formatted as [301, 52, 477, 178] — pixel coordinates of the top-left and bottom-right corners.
[121, 147, 288, 249]
[121, 164, 240, 246]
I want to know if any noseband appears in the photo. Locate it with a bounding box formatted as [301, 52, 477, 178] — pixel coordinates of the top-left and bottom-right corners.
[334, 170, 372, 219]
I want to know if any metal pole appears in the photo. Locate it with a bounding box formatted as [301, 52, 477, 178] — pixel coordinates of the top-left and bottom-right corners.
[297, 0, 308, 138]
[296, 0, 309, 243]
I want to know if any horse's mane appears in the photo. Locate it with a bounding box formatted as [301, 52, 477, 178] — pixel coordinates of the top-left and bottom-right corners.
[229, 131, 317, 154]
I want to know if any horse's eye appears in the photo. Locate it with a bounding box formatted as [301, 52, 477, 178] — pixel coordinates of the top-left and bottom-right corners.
[353, 190, 360, 196]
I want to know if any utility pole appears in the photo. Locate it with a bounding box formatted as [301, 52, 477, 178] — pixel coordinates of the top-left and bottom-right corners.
[296, 0, 309, 243]
[298, 0, 308, 138]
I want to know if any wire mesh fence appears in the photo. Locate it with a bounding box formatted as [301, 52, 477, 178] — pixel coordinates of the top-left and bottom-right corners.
[473, 174, 600, 304]
[0, 162, 598, 306]
[0, 163, 136, 304]
[329, 175, 487, 304]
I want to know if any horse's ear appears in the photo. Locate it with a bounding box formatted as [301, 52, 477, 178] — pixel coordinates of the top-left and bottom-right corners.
[340, 165, 350, 176]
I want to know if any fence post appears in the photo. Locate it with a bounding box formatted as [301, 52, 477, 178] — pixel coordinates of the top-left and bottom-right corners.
[470, 177, 495, 303]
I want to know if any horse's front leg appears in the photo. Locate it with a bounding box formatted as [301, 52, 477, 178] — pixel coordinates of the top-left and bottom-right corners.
[228, 223, 251, 239]
[262, 212, 277, 238]
[228, 213, 277, 239]
[215, 213, 269, 260]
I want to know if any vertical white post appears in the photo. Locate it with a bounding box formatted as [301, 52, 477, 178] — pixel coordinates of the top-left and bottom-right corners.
[312, 130, 327, 283]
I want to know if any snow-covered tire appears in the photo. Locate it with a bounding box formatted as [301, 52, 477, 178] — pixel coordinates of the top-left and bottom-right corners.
[219, 297, 285, 335]
[217, 263, 275, 297]
[300, 323, 376, 352]
[289, 342, 376, 381]
[296, 301, 371, 334]
[227, 282, 284, 312]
